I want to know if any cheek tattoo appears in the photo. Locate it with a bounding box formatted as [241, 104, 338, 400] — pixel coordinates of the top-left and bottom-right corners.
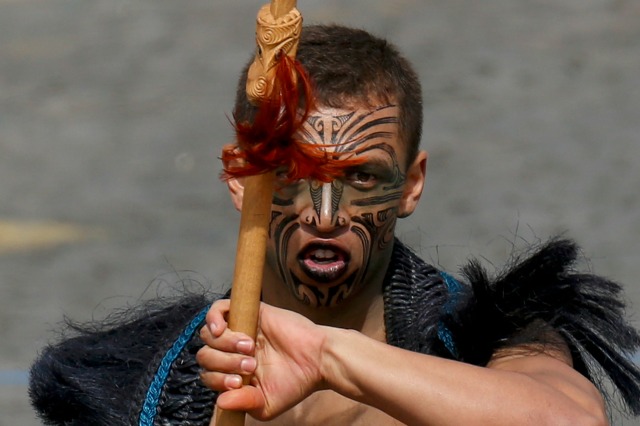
[351, 208, 398, 251]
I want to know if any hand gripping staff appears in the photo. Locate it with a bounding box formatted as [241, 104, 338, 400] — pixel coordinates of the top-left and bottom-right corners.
[214, 1, 360, 424]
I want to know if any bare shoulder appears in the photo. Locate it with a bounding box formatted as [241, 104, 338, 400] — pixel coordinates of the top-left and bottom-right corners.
[488, 341, 607, 423]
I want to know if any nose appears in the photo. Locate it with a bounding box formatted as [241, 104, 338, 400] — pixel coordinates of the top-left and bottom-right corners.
[302, 181, 349, 234]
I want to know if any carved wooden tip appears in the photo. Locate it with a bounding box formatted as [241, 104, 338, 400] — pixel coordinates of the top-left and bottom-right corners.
[245, 3, 302, 104]
[270, 0, 297, 20]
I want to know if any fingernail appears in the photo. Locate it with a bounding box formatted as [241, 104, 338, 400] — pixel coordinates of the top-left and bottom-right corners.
[209, 322, 217, 334]
[226, 375, 242, 389]
[237, 339, 253, 354]
[240, 357, 256, 373]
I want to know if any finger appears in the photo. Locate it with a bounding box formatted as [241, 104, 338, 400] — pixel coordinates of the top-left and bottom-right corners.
[216, 386, 266, 414]
[199, 326, 255, 355]
[206, 299, 231, 337]
[200, 370, 243, 392]
[196, 345, 257, 375]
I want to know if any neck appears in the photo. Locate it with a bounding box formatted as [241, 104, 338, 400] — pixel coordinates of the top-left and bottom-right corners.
[261, 268, 387, 341]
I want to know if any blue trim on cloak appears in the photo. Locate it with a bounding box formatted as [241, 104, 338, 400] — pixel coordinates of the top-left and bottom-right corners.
[139, 305, 209, 426]
[438, 271, 463, 358]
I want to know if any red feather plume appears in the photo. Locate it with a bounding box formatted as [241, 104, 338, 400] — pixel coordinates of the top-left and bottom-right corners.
[221, 54, 363, 183]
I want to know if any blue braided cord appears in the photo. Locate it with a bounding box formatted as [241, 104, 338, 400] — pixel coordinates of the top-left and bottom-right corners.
[139, 306, 209, 426]
[439, 271, 463, 294]
[438, 271, 463, 358]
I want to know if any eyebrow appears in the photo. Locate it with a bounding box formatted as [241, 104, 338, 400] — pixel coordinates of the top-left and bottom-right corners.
[344, 158, 396, 183]
[346, 157, 393, 171]
[350, 191, 403, 206]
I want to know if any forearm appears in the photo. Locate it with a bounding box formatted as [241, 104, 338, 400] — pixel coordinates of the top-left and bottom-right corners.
[320, 327, 606, 426]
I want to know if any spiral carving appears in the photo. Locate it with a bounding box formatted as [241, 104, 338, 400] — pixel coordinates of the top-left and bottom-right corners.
[246, 4, 303, 104]
[247, 75, 270, 103]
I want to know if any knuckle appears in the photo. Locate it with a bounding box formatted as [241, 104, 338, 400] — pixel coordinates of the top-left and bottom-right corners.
[195, 346, 212, 367]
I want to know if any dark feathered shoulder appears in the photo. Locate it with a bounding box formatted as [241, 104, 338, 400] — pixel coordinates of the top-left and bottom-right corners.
[444, 238, 640, 416]
[29, 293, 218, 425]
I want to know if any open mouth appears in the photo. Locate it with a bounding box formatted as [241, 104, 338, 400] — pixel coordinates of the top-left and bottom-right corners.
[298, 243, 350, 283]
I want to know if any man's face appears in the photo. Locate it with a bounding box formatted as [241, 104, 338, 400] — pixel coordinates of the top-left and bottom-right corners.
[262, 104, 423, 308]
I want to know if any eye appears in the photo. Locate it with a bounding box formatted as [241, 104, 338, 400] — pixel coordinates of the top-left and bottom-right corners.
[275, 168, 290, 180]
[274, 168, 304, 193]
[345, 170, 377, 189]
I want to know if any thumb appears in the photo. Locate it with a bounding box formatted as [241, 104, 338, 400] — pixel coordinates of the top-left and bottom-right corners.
[216, 386, 266, 413]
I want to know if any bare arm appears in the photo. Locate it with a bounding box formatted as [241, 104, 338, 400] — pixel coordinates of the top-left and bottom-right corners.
[321, 327, 606, 426]
[198, 300, 607, 425]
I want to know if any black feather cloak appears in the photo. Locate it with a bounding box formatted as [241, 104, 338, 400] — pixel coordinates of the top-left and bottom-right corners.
[29, 238, 640, 425]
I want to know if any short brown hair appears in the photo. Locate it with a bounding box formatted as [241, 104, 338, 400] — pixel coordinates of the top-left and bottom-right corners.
[233, 24, 423, 167]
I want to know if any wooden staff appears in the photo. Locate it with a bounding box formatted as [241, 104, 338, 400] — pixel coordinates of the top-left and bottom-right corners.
[213, 1, 301, 425]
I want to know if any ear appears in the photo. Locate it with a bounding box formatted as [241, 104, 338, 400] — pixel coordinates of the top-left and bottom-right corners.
[398, 150, 427, 218]
[227, 177, 245, 212]
[222, 146, 246, 211]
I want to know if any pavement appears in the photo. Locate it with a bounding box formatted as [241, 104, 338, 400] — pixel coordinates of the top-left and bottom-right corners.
[1, 0, 639, 424]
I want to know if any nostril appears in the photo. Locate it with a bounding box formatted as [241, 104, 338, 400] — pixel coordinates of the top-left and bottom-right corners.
[314, 213, 348, 232]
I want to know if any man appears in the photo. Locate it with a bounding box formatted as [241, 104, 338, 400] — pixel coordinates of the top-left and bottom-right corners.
[30, 25, 639, 425]
[197, 24, 638, 425]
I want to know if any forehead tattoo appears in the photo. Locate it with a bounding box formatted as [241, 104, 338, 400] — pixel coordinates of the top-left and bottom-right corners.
[300, 104, 400, 153]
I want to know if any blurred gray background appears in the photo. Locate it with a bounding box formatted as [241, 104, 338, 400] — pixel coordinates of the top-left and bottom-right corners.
[1, 0, 639, 424]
